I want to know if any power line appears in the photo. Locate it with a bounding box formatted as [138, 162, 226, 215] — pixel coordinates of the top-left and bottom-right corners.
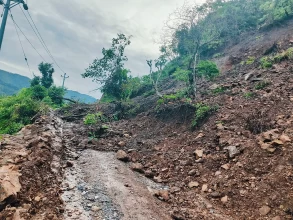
[9, 11, 46, 62]
[20, 6, 66, 74]
[10, 11, 33, 77]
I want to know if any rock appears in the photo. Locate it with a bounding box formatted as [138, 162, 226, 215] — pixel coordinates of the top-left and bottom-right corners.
[272, 216, 281, 220]
[66, 161, 74, 167]
[221, 196, 228, 203]
[118, 141, 126, 147]
[154, 176, 163, 183]
[144, 170, 155, 178]
[216, 124, 225, 130]
[91, 206, 101, 212]
[188, 181, 199, 188]
[154, 190, 169, 201]
[259, 205, 271, 216]
[221, 164, 230, 170]
[271, 139, 284, 146]
[209, 84, 220, 90]
[124, 134, 130, 138]
[0, 165, 21, 203]
[215, 171, 221, 176]
[170, 187, 181, 193]
[194, 149, 204, 159]
[130, 163, 144, 173]
[116, 150, 129, 162]
[34, 196, 41, 202]
[244, 71, 254, 81]
[224, 146, 240, 158]
[202, 184, 208, 192]
[188, 169, 199, 176]
[280, 134, 291, 143]
[210, 192, 223, 198]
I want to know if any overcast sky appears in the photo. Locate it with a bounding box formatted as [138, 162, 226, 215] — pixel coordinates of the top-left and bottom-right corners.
[0, 0, 203, 98]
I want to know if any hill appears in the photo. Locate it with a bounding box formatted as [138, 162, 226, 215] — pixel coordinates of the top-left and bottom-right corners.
[0, 69, 96, 103]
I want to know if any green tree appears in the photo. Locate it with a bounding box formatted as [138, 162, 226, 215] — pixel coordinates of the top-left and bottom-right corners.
[82, 34, 132, 100]
[48, 86, 66, 105]
[38, 62, 54, 89]
[30, 76, 41, 87]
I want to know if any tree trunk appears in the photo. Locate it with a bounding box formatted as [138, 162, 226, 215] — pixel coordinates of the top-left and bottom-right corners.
[192, 50, 199, 97]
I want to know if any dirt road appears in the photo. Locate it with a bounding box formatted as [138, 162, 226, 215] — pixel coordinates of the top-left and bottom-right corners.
[61, 122, 171, 220]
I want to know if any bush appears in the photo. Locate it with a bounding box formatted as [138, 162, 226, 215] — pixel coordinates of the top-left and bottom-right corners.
[31, 85, 47, 100]
[255, 81, 270, 90]
[192, 103, 217, 128]
[197, 61, 220, 80]
[83, 112, 107, 125]
[48, 86, 65, 105]
[260, 57, 273, 69]
[246, 56, 255, 65]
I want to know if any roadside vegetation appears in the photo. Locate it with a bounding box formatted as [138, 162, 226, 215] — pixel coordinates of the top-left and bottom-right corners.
[0, 62, 65, 134]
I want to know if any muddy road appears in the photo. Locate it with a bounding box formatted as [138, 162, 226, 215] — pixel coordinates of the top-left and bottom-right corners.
[61, 122, 171, 220]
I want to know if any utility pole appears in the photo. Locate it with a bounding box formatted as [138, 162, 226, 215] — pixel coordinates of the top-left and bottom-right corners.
[0, 0, 28, 51]
[61, 73, 69, 89]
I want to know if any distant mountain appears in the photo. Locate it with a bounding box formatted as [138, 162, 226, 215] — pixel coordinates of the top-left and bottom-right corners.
[0, 69, 97, 103]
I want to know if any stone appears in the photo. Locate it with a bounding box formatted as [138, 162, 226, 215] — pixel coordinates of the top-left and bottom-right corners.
[170, 187, 181, 193]
[202, 184, 208, 192]
[118, 141, 126, 147]
[124, 134, 130, 138]
[259, 205, 271, 216]
[210, 192, 223, 198]
[215, 171, 221, 176]
[221, 196, 228, 203]
[209, 84, 220, 90]
[130, 163, 144, 173]
[272, 216, 281, 220]
[154, 190, 169, 201]
[144, 170, 155, 178]
[194, 150, 204, 158]
[280, 134, 291, 143]
[116, 150, 129, 162]
[224, 146, 240, 158]
[66, 161, 74, 167]
[245, 71, 254, 81]
[221, 164, 230, 170]
[188, 169, 199, 176]
[188, 181, 199, 188]
[34, 196, 41, 202]
[91, 206, 101, 212]
[272, 139, 284, 146]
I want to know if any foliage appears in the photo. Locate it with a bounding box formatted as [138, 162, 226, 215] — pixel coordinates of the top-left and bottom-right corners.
[244, 92, 256, 99]
[260, 57, 273, 69]
[255, 81, 270, 90]
[246, 56, 256, 65]
[48, 86, 66, 106]
[0, 88, 40, 134]
[212, 86, 226, 94]
[83, 112, 107, 125]
[30, 76, 41, 87]
[31, 85, 47, 100]
[192, 103, 217, 128]
[38, 62, 54, 89]
[197, 61, 220, 80]
[157, 89, 189, 106]
[173, 67, 191, 83]
[82, 34, 132, 100]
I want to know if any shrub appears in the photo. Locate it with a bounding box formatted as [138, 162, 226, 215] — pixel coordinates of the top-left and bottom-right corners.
[255, 81, 270, 90]
[212, 86, 226, 94]
[243, 92, 255, 99]
[31, 85, 47, 100]
[246, 56, 255, 65]
[83, 112, 104, 125]
[260, 57, 273, 69]
[197, 61, 220, 80]
[173, 67, 191, 83]
[48, 86, 65, 106]
[192, 103, 217, 128]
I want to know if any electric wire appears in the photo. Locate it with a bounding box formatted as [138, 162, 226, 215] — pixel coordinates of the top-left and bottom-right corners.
[9, 11, 46, 62]
[10, 11, 33, 76]
[20, 6, 66, 74]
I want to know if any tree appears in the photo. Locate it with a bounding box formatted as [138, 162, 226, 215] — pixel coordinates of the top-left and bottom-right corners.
[82, 34, 132, 100]
[30, 76, 41, 87]
[38, 62, 54, 89]
[147, 54, 167, 97]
